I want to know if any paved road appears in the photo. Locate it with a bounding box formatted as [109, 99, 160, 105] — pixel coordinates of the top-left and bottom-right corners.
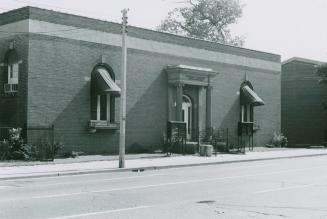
[1, 156, 327, 219]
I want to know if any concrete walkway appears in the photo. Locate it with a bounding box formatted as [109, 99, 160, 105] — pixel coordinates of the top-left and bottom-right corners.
[0, 147, 327, 180]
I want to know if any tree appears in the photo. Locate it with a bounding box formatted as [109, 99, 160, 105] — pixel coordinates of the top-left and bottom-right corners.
[157, 0, 244, 46]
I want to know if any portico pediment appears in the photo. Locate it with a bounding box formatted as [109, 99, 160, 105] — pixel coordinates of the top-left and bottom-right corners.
[166, 65, 219, 86]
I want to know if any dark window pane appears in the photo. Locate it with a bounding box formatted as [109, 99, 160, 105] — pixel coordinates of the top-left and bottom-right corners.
[250, 106, 254, 122]
[90, 93, 97, 120]
[110, 95, 115, 123]
[9, 65, 13, 78]
[188, 106, 191, 134]
[100, 94, 107, 120]
[244, 105, 247, 122]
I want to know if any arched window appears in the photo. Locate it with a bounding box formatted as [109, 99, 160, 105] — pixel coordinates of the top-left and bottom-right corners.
[240, 81, 264, 123]
[90, 64, 120, 129]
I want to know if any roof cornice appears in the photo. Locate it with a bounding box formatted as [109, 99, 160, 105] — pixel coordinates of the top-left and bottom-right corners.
[0, 6, 281, 63]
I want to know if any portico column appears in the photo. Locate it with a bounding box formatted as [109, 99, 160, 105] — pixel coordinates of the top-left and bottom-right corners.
[205, 85, 212, 131]
[175, 83, 183, 121]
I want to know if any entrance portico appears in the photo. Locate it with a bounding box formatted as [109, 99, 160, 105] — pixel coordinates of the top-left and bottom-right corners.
[166, 65, 218, 140]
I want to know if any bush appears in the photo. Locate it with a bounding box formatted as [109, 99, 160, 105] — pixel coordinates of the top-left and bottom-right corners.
[34, 140, 63, 161]
[0, 127, 63, 161]
[0, 128, 31, 160]
[272, 132, 288, 147]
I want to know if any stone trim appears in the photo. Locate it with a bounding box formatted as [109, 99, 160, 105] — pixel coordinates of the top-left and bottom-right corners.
[0, 7, 281, 63]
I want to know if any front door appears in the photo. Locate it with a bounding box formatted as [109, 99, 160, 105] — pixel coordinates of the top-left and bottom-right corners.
[182, 95, 192, 140]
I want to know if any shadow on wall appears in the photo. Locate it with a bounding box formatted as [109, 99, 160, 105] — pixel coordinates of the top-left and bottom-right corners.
[126, 72, 168, 153]
[36, 70, 167, 155]
[51, 83, 119, 155]
[220, 98, 239, 147]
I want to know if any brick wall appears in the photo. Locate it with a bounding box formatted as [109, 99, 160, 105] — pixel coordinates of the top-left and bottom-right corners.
[282, 60, 327, 146]
[211, 66, 281, 147]
[0, 34, 28, 128]
[27, 34, 121, 154]
[0, 6, 281, 154]
[26, 33, 281, 154]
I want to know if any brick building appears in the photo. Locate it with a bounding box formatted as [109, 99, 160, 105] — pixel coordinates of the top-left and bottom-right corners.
[282, 57, 327, 146]
[0, 7, 281, 154]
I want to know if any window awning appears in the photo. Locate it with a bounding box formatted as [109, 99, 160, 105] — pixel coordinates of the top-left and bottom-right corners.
[94, 68, 121, 95]
[241, 85, 264, 106]
[5, 49, 19, 64]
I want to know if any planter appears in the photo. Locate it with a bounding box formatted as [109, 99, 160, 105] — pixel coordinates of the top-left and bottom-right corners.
[199, 144, 213, 157]
[216, 141, 227, 152]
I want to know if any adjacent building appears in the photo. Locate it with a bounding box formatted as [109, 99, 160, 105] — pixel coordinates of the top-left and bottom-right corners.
[282, 57, 327, 146]
[0, 7, 281, 154]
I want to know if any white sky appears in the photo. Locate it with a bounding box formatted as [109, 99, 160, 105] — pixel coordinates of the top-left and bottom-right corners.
[1, 0, 327, 62]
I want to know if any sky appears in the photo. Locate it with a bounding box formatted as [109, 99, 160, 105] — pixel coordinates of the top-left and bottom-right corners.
[1, 0, 327, 62]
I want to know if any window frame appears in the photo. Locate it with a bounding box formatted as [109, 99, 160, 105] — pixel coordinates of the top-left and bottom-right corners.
[241, 104, 253, 123]
[96, 93, 111, 122]
[90, 64, 118, 126]
[7, 63, 19, 85]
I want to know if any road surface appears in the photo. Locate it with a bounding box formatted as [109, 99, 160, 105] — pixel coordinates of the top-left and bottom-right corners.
[1, 156, 327, 218]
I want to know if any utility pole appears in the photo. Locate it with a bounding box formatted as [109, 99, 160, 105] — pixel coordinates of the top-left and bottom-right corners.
[119, 9, 128, 168]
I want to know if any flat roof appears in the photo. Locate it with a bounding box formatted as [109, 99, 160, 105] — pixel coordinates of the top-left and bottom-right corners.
[282, 57, 325, 65]
[0, 6, 281, 63]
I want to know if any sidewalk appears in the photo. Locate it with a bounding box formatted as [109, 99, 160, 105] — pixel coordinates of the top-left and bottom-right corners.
[0, 147, 327, 180]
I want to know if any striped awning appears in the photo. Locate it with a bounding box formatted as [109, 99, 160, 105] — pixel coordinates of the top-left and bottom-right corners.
[241, 85, 264, 106]
[94, 68, 121, 95]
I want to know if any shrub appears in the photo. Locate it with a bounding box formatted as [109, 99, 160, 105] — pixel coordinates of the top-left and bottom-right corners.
[272, 132, 288, 147]
[34, 140, 63, 161]
[0, 127, 63, 161]
[0, 128, 30, 160]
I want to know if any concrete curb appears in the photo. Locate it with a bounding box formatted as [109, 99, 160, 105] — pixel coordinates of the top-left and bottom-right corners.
[1, 152, 327, 181]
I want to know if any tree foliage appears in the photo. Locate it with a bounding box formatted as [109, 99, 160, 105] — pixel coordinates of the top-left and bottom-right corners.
[157, 0, 244, 46]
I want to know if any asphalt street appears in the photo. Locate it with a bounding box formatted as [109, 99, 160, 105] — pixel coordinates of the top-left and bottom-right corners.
[1, 156, 327, 219]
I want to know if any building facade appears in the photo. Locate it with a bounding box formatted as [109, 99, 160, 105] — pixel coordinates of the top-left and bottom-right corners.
[282, 57, 327, 146]
[0, 7, 281, 154]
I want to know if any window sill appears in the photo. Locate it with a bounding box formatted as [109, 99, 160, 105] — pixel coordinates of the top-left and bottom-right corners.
[89, 120, 120, 130]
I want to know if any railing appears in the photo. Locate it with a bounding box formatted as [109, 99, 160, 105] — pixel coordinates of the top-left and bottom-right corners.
[165, 121, 187, 155]
[0, 125, 54, 144]
[4, 83, 18, 93]
[238, 122, 254, 151]
[194, 128, 231, 154]
[0, 125, 57, 161]
[164, 126, 234, 155]
[28, 125, 57, 160]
